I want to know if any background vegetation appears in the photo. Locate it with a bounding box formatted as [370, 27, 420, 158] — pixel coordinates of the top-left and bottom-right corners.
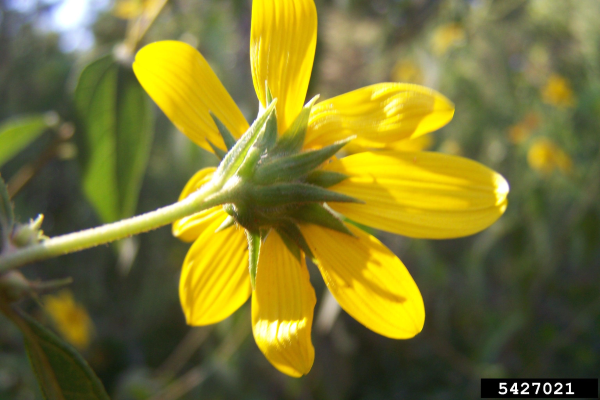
[1, 0, 599, 398]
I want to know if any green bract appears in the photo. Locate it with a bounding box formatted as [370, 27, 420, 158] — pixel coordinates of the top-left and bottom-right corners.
[205, 94, 356, 287]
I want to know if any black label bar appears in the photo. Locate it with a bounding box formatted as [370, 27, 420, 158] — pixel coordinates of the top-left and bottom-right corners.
[481, 379, 598, 398]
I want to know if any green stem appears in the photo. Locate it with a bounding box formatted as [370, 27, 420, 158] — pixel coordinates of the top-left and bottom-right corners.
[0, 186, 226, 272]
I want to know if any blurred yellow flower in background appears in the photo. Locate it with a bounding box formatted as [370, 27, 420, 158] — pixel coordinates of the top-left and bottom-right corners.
[133, 0, 508, 377]
[43, 290, 94, 350]
[113, 0, 146, 19]
[431, 23, 465, 55]
[113, 0, 164, 19]
[392, 60, 424, 85]
[439, 138, 463, 155]
[508, 112, 540, 144]
[113, 0, 168, 56]
[542, 74, 576, 108]
[527, 137, 573, 174]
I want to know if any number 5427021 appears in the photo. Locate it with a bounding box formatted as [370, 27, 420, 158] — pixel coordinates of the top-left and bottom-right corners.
[499, 381, 574, 396]
[481, 378, 598, 398]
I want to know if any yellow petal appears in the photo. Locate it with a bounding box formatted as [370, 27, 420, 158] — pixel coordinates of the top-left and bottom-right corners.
[180, 216, 250, 326]
[386, 135, 433, 152]
[301, 224, 424, 339]
[133, 41, 249, 151]
[304, 84, 454, 149]
[343, 134, 434, 154]
[172, 167, 224, 242]
[250, 0, 317, 133]
[252, 231, 316, 377]
[325, 151, 509, 239]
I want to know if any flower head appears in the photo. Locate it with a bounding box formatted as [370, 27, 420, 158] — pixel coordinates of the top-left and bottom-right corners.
[133, 0, 508, 376]
[508, 112, 540, 144]
[431, 23, 465, 56]
[542, 74, 576, 108]
[392, 60, 424, 85]
[43, 290, 94, 350]
[527, 137, 572, 175]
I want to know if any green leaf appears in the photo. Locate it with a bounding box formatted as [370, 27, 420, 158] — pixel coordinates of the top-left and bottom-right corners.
[2, 306, 110, 400]
[254, 137, 352, 184]
[0, 114, 51, 167]
[246, 230, 261, 290]
[75, 55, 154, 223]
[115, 68, 155, 219]
[75, 55, 119, 223]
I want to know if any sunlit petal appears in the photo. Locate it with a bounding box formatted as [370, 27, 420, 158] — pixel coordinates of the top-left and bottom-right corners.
[172, 167, 224, 242]
[250, 0, 317, 133]
[301, 224, 424, 339]
[180, 216, 250, 325]
[133, 41, 249, 151]
[324, 151, 509, 238]
[252, 231, 316, 377]
[304, 84, 454, 149]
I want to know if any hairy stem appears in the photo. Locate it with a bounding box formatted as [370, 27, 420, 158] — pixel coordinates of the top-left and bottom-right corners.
[0, 187, 225, 272]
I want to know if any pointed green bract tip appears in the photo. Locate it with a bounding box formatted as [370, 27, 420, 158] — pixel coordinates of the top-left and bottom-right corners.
[246, 230, 261, 290]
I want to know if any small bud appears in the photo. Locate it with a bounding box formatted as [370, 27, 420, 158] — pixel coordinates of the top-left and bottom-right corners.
[11, 214, 45, 248]
[0, 271, 31, 302]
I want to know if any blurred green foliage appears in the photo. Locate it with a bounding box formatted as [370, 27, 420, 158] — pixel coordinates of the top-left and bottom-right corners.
[75, 55, 154, 223]
[0, 304, 110, 400]
[1, 0, 599, 399]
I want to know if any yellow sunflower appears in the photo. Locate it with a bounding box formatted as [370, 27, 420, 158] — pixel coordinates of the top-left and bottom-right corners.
[43, 290, 94, 350]
[542, 74, 576, 108]
[527, 137, 573, 175]
[132, 0, 509, 377]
